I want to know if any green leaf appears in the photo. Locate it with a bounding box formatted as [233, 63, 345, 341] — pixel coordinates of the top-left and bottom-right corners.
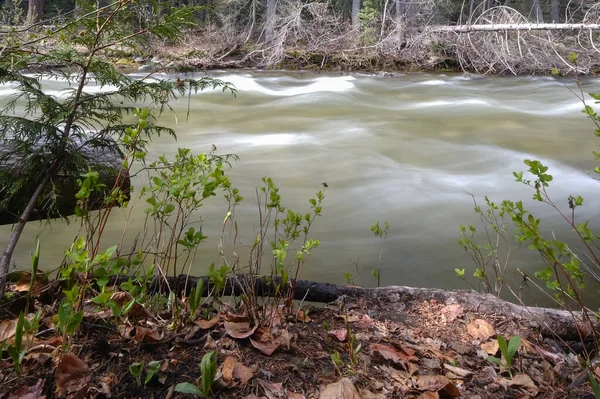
[506, 336, 521, 362]
[175, 382, 204, 396]
[66, 311, 84, 335]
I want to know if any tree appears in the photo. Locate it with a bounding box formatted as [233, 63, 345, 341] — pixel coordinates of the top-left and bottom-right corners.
[0, 0, 233, 297]
[27, 0, 44, 23]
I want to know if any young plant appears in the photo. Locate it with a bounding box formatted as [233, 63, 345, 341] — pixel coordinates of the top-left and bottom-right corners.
[188, 278, 204, 320]
[370, 221, 389, 287]
[487, 335, 521, 378]
[174, 351, 218, 397]
[129, 360, 162, 386]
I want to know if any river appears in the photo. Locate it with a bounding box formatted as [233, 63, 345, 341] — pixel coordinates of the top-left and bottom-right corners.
[1, 70, 599, 307]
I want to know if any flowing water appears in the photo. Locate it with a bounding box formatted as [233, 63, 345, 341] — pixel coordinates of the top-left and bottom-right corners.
[2, 70, 600, 306]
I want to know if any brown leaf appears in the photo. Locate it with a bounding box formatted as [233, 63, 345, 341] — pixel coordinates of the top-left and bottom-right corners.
[110, 292, 150, 319]
[319, 378, 361, 399]
[194, 313, 221, 329]
[259, 379, 285, 399]
[328, 329, 347, 342]
[287, 391, 306, 399]
[440, 304, 463, 323]
[15, 272, 48, 295]
[133, 326, 162, 343]
[466, 319, 495, 340]
[370, 343, 416, 366]
[277, 329, 292, 350]
[443, 364, 473, 378]
[233, 362, 256, 385]
[0, 317, 18, 344]
[222, 356, 236, 386]
[414, 393, 439, 399]
[296, 309, 312, 323]
[250, 327, 280, 356]
[55, 353, 91, 398]
[355, 314, 375, 329]
[8, 379, 45, 399]
[416, 375, 461, 397]
[224, 321, 258, 339]
[508, 373, 539, 396]
[481, 340, 500, 355]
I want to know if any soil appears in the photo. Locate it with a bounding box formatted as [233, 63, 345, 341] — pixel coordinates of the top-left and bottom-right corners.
[0, 278, 597, 399]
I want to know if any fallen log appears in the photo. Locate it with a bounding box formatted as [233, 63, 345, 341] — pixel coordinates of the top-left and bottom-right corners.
[429, 23, 600, 33]
[150, 274, 596, 341]
[0, 142, 130, 225]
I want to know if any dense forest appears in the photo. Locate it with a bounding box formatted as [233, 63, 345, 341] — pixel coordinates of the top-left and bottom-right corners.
[3, 0, 600, 73]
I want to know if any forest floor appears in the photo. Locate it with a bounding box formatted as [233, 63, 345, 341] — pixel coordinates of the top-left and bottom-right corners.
[0, 277, 597, 399]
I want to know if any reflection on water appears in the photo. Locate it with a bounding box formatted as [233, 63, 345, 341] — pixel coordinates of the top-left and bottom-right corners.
[2, 71, 600, 306]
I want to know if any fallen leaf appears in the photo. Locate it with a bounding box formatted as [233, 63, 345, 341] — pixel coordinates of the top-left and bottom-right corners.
[0, 318, 18, 344]
[277, 329, 292, 350]
[296, 309, 312, 322]
[133, 326, 162, 343]
[355, 314, 375, 329]
[328, 329, 347, 342]
[414, 393, 439, 399]
[319, 378, 361, 399]
[222, 356, 236, 386]
[194, 313, 221, 329]
[233, 361, 256, 385]
[55, 353, 91, 398]
[250, 327, 280, 356]
[466, 319, 495, 340]
[416, 375, 461, 397]
[508, 373, 539, 396]
[15, 272, 49, 296]
[204, 334, 217, 350]
[481, 340, 500, 355]
[370, 343, 417, 367]
[443, 364, 473, 378]
[224, 321, 258, 339]
[287, 391, 305, 399]
[8, 378, 45, 399]
[259, 379, 284, 399]
[440, 304, 463, 323]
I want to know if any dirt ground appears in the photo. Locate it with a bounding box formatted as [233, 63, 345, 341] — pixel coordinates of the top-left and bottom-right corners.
[0, 281, 597, 399]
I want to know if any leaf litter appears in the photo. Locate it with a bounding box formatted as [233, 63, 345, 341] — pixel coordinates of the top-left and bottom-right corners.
[0, 288, 598, 398]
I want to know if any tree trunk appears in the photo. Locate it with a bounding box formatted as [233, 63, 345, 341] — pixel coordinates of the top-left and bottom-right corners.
[531, 0, 543, 23]
[0, 171, 54, 298]
[351, 0, 360, 29]
[394, 0, 404, 44]
[27, 0, 44, 23]
[550, 0, 559, 23]
[467, 0, 475, 24]
[265, 0, 277, 42]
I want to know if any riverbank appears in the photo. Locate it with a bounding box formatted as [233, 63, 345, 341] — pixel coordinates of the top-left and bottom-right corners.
[0, 276, 597, 398]
[107, 31, 600, 76]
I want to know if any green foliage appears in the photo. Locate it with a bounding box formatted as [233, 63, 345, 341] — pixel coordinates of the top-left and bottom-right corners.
[189, 278, 204, 319]
[129, 360, 162, 386]
[358, 0, 377, 45]
[588, 371, 600, 399]
[57, 298, 84, 345]
[175, 351, 217, 397]
[487, 335, 521, 378]
[370, 221, 389, 287]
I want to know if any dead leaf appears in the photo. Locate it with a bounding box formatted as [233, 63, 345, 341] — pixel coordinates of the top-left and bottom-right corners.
[194, 313, 221, 329]
[277, 329, 292, 350]
[370, 343, 416, 367]
[440, 304, 463, 323]
[508, 373, 539, 396]
[15, 272, 49, 296]
[328, 329, 347, 342]
[443, 364, 473, 378]
[259, 379, 285, 399]
[250, 327, 280, 356]
[416, 375, 461, 397]
[296, 309, 312, 322]
[414, 393, 439, 399]
[110, 292, 150, 318]
[466, 319, 495, 340]
[287, 391, 305, 399]
[55, 353, 91, 398]
[0, 318, 18, 344]
[222, 357, 236, 386]
[8, 378, 45, 399]
[481, 340, 500, 355]
[224, 321, 258, 339]
[133, 326, 162, 343]
[319, 378, 361, 399]
[355, 314, 375, 329]
[233, 361, 256, 385]
[204, 334, 217, 350]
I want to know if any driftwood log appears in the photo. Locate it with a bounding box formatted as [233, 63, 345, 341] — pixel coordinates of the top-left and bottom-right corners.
[0, 143, 130, 225]
[152, 274, 596, 341]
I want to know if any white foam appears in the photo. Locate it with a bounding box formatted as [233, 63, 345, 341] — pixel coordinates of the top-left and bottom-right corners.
[233, 133, 313, 146]
[213, 75, 356, 96]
